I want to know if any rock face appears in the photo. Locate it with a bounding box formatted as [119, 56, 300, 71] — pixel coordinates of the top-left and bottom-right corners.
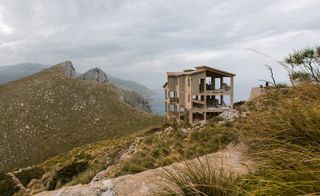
[77, 67, 150, 113]
[249, 87, 266, 101]
[54, 60, 76, 78]
[78, 67, 109, 83]
[121, 90, 152, 113]
[35, 143, 250, 196]
[35, 180, 115, 196]
[219, 109, 240, 121]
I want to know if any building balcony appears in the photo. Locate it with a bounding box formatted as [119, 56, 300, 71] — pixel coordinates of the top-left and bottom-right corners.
[199, 84, 231, 94]
[169, 97, 179, 103]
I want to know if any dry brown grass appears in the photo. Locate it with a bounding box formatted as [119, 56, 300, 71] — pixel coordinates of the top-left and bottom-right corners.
[0, 65, 161, 173]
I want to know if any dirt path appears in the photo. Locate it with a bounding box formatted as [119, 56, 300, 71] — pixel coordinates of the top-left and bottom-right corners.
[35, 142, 250, 196]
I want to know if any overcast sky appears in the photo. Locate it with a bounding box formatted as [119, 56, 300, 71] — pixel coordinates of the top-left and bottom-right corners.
[0, 0, 320, 99]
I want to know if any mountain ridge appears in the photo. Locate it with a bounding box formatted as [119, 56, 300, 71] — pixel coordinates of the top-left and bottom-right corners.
[0, 61, 160, 173]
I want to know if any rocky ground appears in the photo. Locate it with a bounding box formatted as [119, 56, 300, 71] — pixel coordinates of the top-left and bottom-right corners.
[35, 142, 250, 196]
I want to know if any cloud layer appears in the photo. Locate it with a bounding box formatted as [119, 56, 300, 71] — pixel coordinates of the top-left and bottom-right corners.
[0, 0, 320, 98]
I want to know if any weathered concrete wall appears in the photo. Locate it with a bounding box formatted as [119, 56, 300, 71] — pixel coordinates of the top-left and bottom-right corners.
[185, 76, 192, 110]
[191, 72, 205, 94]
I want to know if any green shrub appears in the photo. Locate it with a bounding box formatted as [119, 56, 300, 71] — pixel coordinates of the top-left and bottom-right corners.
[14, 166, 45, 187]
[48, 160, 89, 190]
[0, 173, 20, 196]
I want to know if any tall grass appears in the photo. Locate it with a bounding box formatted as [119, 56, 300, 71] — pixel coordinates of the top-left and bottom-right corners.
[163, 83, 320, 195]
[237, 83, 320, 195]
[163, 156, 236, 196]
[115, 125, 235, 177]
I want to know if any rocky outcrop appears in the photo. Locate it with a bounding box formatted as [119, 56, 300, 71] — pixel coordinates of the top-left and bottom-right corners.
[249, 87, 266, 101]
[54, 61, 76, 78]
[78, 67, 109, 83]
[77, 67, 151, 113]
[121, 90, 152, 113]
[219, 109, 240, 121]
[35, 180, 115, 196]
[35, 143, 250, 196]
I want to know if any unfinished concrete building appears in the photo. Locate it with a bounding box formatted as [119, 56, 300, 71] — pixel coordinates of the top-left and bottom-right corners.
[163, 65, 235, 124]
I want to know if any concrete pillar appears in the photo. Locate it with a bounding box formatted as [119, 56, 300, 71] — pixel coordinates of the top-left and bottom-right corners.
[220, 77, 224, 105]
[204, 77, 207, 110]
[230, 76, 234, 108]
[211, 77, 215, 90]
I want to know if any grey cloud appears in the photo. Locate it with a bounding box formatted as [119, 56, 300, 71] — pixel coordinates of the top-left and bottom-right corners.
[0, 0, 320, 99]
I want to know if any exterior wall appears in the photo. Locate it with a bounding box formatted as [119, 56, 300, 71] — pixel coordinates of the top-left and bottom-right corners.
[185, 76, 192, 110]
[178, 76, 186, 106]
[168, 76, 177, 91]
[191, 72, 205, 94]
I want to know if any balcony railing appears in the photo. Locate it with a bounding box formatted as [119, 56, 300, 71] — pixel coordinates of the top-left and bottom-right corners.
[169, 97, 179, 103]
[200, 84, 231, 93]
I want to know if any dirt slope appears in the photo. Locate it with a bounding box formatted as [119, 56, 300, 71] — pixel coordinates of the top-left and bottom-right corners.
[35, 142, 250, 196]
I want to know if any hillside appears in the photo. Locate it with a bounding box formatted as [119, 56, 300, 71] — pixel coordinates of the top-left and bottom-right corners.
[2, 82, 320, 195]
[0, 61, 160, 173]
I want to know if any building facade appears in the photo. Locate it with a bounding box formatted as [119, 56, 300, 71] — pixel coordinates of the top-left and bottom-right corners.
[163, 65, 235, 125]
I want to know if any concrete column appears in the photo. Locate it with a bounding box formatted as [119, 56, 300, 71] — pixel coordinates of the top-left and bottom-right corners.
[211, 77, 215, 90]
[220, 77, 224, 105]
[230, 76, 234, 108]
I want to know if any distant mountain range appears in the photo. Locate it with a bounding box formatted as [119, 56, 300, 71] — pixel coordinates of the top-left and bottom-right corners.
[0, 63, 47, 85]
[0, 63, 152, 96]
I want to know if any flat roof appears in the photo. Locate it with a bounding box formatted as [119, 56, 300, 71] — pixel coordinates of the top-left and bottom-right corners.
[167, 65, 235, 77]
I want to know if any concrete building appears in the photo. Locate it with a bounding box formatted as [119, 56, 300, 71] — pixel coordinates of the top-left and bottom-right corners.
[163, 65, 235, 125]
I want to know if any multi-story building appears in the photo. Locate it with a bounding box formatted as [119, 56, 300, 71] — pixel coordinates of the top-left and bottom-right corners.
[163, 65, 235, 125]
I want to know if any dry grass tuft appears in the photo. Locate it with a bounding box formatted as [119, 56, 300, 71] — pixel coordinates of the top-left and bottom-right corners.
[163, 156, 236, 196]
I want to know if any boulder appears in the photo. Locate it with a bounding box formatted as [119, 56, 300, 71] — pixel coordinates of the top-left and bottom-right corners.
[219, 109, 239, 121]
[78, 67, 109, 83]
[35, 180, 115, 196]
[54, 61, 76, 78]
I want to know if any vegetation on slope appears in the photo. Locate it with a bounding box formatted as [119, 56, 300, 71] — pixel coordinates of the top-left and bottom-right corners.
[0, 120, 236, 195]
[116, 122, 235, 177]
[236, 83, 320, 195]
[0, 63, 160, 173]
[160, 83, 320, 195]
[163, 46, 320, 195]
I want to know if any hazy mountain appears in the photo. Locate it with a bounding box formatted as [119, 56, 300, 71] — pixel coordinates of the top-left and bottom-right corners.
[0, 63, 48, 85]
[0, 61, 159, 173]
[108, 76, 152, 96]
[0, 63, 152, 95]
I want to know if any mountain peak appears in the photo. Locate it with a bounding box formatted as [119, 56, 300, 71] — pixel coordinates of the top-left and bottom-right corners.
[51, 60, 76, 78]
[77, 67, 109, 83]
